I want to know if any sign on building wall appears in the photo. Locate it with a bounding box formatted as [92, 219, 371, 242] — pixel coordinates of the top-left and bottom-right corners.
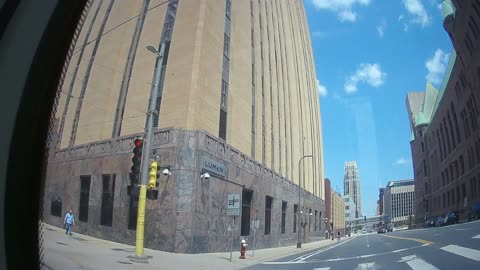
[227, 193, 241, 216]
[202, 157, 226, 178]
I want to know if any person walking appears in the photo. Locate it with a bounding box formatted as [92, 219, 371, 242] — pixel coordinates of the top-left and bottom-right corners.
[64, 209, 75, 236]
[336, 231, 341, 242]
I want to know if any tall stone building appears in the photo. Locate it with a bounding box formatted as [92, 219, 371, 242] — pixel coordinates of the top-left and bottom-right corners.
[44, 0, 326, 253]
[406, 0, 480, 224]
[383, 180, 415, 226]
[344, 161, 361, 218]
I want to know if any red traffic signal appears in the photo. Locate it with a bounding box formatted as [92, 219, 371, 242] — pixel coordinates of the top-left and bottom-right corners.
[129, 138, 143, 185]
[134, 138, 143, 147]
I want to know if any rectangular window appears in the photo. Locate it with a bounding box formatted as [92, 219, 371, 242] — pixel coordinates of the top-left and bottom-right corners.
[223, 34, 230, 58]
[128, 195, 138, 230]
[423, 160, 427, 177]
[462, 183, 466, 199]
[50, 196, 62, 217]
[443, 193, 446, 208]
[281, 201, 287, 234]
[221, 80, 228, 109]
[454, 160, 459, 179]
[314, 210, 318, 231]
[79, 176, 91, 222]
[100, 174, 115, 227]
[421, 142, 425, 152]
[226, 0, 231, 18]
[219, 109, 227, 140]
[293, 204, 297, 233]
[265, 196, 272, 235]
[241, 189, 253, 236]
[459, 155, 465, 175]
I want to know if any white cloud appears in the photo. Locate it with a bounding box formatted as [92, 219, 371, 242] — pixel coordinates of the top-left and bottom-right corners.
[425, 49, 450, 85]
[403, 23, 409, 32]
[394, 157, 410, 165]
[312, 0, 371, 23]
[344, 63, 387, 93]
[402, 0, 431, 27]
[376, 20, 387, 38]
[317, 80, 328, 97]
[398, 14, 405, 21]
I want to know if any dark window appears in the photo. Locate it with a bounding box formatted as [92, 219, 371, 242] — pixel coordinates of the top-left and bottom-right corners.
[462, 183, 466, 199]
[223, 34, 230, 58]
[454, 160, 459, 179]
[128, 195, 138, 230]
[314, 210, 318, 231]
[241, 189, 253, 236]
[219, 109, 227, 140]
[443, 193, 446, 208]
[451, 103, 461, 143]
[50, 196, 62, 217]
[221, 80, 228, 109]
[421, 142, 425, 152]
[281, 201, 287, 234]
[265, 196, 272, 235]
[476, 140, 480, 164]
[225, 0, 231, 18]
[293, 204, 298, 233]
[423, 160, 427, 177]
[459, 155, 465, 175]
[79, 176, 91, 222]
[468, 16, 479, 40]
[100, 174, 115, 227]
[456, 187, 460, 203]
[448, 112, 456, 148]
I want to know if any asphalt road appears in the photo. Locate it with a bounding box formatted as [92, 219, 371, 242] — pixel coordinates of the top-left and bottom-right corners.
[244, 220, 480, 270]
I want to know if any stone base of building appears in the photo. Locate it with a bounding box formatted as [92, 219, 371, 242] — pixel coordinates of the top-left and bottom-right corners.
[42, 128, 325, 253]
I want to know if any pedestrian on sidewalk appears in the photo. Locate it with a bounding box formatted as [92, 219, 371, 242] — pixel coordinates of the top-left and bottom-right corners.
[336, 231, 341, 242]
[64, 210, 75, 236]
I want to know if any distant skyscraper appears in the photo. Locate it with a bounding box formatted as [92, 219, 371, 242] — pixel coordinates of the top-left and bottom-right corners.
[344, 161, 361, 218]
[377, 188, 385, 216]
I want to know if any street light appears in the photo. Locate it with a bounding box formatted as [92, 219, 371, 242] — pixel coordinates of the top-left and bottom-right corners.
[134, 43, 166, 258]
[297, 154, 313, 248]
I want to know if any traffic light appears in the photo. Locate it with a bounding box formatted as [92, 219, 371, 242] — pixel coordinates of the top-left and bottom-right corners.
[129, 138, 143, 185]
[148, 160, 159, 189]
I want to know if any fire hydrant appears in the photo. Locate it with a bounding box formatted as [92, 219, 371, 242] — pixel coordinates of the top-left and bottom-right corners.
[240, 239, 248, 259]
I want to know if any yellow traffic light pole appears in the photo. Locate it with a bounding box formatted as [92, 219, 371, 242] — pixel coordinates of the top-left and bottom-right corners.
[135, 42, 165, 258]
[135, 184, 147, 256]
[136, 160, 158, 256]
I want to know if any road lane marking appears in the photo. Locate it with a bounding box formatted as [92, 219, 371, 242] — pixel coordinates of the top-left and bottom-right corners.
[380, 234, 434, 245]
[473, 234, 480, 239]
[356, 262, 375, 270]
[289, 237, 355, 262]
[440, 245, 480, 261]
[263, 243, 429, 264]
[398, 254, 439, 270]
[454, 228, 469, 231]
[313, 268, 330, 270]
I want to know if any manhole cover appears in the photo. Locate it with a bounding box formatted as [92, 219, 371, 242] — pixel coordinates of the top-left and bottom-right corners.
[111, 248, 125, 251]
[56, 242, 68, 246]
[117, 261, 133, 264]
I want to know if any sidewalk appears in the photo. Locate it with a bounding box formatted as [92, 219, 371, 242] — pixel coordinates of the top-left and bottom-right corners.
[41, 223, 352, 270]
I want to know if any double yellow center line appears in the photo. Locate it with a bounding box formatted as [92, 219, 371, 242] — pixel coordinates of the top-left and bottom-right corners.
[380, 234, 434, 245]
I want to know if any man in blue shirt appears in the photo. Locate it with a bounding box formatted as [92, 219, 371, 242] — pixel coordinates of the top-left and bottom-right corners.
[64, 210, 75, 236]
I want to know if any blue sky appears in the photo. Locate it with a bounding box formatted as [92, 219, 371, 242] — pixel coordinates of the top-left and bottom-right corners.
[304, 0, 453, 216]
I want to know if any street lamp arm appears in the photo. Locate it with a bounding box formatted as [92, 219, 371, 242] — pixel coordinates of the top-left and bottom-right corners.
[297, 154, 313, 248]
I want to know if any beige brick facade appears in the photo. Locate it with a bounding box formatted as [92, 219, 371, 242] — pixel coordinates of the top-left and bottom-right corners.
[55, 0, 324, 198]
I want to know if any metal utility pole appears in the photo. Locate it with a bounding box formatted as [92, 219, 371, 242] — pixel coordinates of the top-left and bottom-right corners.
[297, 154, 312, 248]
[135, 43, 166, 257]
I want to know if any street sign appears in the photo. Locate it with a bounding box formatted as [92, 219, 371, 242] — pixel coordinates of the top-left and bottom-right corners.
[227, 193, 241, 216]
[250, 219, 260, 231]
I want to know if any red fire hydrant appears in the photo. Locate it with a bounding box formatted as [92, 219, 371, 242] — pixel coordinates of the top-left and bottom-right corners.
[240, 239, 248, 259]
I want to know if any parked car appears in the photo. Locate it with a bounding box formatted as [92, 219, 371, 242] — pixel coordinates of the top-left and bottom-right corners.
[377, 228, 386, 234]
[424, 218, 435, 228]
[465, 203, 480, 221]
[443, 211, 459, 225]
[435, 216, 445, 227]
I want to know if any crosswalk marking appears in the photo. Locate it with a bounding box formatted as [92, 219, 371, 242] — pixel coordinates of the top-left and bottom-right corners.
[398, 255, 438, 270]
[356, 262, 375, 270]
[473, 234, 480, 239]
[441, 245, 480, 261]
